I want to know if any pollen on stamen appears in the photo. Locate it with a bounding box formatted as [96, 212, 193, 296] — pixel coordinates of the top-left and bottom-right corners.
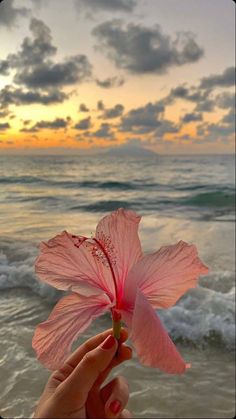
[71, 235, 85, 248]
[95, 232, 117, 267]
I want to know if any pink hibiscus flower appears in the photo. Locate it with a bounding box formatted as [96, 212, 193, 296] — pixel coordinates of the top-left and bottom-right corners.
[33, 208, 208, 373]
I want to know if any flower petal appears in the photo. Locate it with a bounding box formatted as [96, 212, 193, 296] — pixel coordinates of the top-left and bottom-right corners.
[32, 293, 112, 370]
[124, 240, 209, 309]
[35, 231, 115, 299]
[95, 209, 142, 299]
[129, 289, 187, 374]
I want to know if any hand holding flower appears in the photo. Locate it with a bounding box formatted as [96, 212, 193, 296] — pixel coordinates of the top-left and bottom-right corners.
[34, 328, 132, 419]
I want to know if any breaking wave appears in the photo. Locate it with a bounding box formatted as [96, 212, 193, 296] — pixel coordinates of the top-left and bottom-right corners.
[0, 240, 235, 350]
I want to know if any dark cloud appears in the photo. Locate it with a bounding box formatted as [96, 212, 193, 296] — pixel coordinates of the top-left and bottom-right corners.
[205, 123, 234, 138]
[168, 84, 215, 112]
[6, 18, 92, 89]
[97, 100, 105, 111]
[154, 119, 179, 137]
[92, 20, 203, 74]
[95, 76, 125, 88]
[216, 92, 235, 109]
[75, 0, 136, 13]
[14, 55, 92, 88]
[94, 122, 114, 138]
[0, 0, 28, 27]
[20, 126, 39, 133]
[74, 117, 92, 130]
[222, 109, 235, 125]
[200, 66, 235, 89]
[119, 101, 164, 133]
[21, 118, 70, 133]
[0, 109, 10, 118]
[194, 97, 215, 112]
[79, 103, 90, 112]
[8, 18, 57, 67]
[0, 59, 10, 75]
[197, 109, 235, 142]
[181, 112, 203, 123]
[170, 86, 189, 99]
[35, 118, 69, 130]
[0, 122, 10, 131]
[103, 104, 124, 119]
[22, 119, 32, 126]
[0, 85, 68, 108]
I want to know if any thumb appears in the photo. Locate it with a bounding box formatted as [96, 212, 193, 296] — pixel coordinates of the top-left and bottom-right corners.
[61, 335, 118, 403]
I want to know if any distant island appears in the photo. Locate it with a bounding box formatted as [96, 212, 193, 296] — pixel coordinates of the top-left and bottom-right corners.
[105, 143, 157, 157]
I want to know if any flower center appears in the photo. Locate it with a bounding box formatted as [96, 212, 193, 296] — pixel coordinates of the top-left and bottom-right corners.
[93, 237, 120, 308]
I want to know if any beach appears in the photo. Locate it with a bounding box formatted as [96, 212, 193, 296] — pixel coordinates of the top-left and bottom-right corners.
[0, 154, 235, 418]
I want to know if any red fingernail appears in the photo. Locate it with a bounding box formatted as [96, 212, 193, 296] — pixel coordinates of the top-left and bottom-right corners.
[109, 400, 121, 414]
[101, 335, 116, 350]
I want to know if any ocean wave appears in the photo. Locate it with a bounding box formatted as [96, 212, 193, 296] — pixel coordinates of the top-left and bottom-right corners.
[0, 241, 235, 349]
[180, 190, 235, 208]
[70, 200, 133, 212]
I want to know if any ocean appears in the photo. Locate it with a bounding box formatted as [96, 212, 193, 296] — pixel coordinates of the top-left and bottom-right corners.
[0, 154, 235, 418]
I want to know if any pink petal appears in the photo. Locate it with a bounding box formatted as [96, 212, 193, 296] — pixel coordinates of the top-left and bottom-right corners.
[32, 293, 111, 370]
[35, 231, 115, 299]
[124, 240, 209, 310]
[95, 208, 142, 301]
[130, 289, 187, 374]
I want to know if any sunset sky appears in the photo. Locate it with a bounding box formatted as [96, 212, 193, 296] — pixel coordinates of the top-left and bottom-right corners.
[0, 0, 235, 154]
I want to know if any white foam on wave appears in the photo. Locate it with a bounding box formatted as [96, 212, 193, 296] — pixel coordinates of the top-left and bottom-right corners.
[160, 285, 235, 349]
[0, 245, 60, 303]
[0, 241, 235, 348]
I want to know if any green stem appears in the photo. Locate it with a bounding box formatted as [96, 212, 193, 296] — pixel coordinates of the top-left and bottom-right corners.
[112, 318, 121, 340]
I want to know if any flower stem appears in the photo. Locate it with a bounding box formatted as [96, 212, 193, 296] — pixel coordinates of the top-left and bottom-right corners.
[112, 318, 121, 340]
[112, 309, 121, 340]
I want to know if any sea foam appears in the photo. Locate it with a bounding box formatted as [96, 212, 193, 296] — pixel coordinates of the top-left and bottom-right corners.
[0, 240, 235, 350]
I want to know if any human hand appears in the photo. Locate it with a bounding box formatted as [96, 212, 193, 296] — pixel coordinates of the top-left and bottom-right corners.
[33, 328, 132, 418]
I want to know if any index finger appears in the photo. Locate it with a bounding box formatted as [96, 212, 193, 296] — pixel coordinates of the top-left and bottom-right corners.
[64, 328, 128, 369]
[49, 328, 130, 389]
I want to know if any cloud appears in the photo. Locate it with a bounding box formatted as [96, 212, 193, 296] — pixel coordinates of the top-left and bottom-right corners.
[119, 101, 164, 133]
[95, 76, 125, 88]
[8, 18, 57, 67]
[6, 18, 92, 89]
[79, 103, 90, 112]
[0, 0, 29, 27]
[0, 109, 10, 118]
[216, 92, 235, 109]
[21, 118, 70, 133]
[97, 100, 105, 111]
[222, 109, 235, 125]
[153, 119, 179, 137]
[200, 66, 235, 89]
[92, 20, 203, 74]
[0, 85, 68, 108]
[103, 104, 124, 119]
[170, 85, 189, 99]
[181, 112, 203, 123]
[94, 122, 114, 139]
[0, 122, 10, 131]
[74, 0, 136, 13]
[197, 108, 235, 142]
[35, 118, 69, 130]
[74, 117, 92, 130]
[14, 55, 92, 88]
[168, 84, 215, 112]
[0, 59, 10, 75]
